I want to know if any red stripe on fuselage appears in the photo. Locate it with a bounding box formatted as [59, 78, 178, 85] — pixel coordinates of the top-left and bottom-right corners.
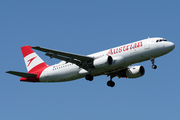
[20, 62, 50, 82]
[20, 76, 40, 82]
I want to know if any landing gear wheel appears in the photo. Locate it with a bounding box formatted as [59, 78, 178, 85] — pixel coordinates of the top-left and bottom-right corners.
[85, 74, 94, 81]
[107, 80, 115, 87]
[152, 65, 157, 69]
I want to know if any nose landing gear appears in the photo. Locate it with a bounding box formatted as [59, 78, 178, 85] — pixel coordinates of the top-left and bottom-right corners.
[151, 58, 157, 69]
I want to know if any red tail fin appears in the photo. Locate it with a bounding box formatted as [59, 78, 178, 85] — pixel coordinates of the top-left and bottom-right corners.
[21, 46, 49, 74]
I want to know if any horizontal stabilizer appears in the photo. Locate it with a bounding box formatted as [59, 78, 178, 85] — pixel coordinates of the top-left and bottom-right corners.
[6, 71, 37, 78]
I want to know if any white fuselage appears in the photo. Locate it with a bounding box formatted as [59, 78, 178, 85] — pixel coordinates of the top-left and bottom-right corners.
[39, 37, 175, 82]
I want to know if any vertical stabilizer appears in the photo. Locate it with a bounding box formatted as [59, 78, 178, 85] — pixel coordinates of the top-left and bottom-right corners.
[21, 46, 49, 73]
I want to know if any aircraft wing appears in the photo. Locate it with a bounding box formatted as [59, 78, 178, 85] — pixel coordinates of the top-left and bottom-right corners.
[32, 46, 94, 70]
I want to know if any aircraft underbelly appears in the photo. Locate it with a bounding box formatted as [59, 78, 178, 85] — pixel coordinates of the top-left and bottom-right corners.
[39, 66, 80, 82]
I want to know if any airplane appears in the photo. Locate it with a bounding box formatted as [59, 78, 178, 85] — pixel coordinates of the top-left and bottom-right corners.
[6, 37, 175, 87]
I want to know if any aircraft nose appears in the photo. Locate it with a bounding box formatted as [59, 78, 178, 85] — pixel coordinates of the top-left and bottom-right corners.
[169, 42, 175, 50]
[167, 42, 175, 52]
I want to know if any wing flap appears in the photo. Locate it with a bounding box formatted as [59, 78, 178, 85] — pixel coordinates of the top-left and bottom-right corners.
[6, 71, 37, 78]
[45, 53, 81, 65]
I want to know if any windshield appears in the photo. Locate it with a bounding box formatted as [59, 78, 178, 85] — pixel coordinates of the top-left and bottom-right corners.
[156, 39, 167, 42]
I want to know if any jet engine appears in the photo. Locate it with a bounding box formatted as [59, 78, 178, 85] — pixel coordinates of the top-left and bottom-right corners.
[88, 56, 113, 68]
[125, 66, 145, 78]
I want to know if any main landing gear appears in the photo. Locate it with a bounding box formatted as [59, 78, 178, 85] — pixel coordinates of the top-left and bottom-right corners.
[107, 75, 115, 87]
[85, 74, 94, 81]
[151, 58, 157, 69]
[107, 80, 115, 87]
[85, 68, 94, 81]
[85, 74, 115, 87]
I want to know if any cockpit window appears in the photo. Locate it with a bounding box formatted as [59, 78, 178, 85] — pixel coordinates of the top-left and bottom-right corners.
[156, 39, 167, 42]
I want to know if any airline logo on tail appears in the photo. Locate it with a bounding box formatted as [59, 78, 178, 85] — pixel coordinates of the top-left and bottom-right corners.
[27, 56, 37, 67]
[24, 52, 45, 72]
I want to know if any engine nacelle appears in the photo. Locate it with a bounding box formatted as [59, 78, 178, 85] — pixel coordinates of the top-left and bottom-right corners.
[126, 66, 145, 78]
[92, 56, 113, 68]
